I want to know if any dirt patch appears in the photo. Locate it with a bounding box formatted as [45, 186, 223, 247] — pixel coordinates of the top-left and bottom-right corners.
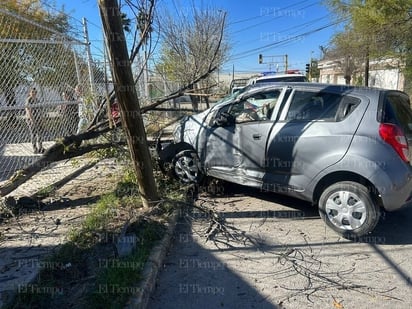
[0, 158, 126, 307]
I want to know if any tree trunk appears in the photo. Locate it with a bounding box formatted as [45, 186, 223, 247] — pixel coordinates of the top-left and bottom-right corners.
[0, 129, 114, 196]
[98, 0, 159, 208]
[344, 56, 351, 85]
[364, 51, 370, 87]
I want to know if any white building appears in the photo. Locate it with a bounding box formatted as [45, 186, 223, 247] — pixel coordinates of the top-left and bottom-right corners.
[318, 57, 405, 91]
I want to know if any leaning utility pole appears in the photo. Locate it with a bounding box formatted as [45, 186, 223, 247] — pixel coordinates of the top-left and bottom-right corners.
[98, 0, 159, 208]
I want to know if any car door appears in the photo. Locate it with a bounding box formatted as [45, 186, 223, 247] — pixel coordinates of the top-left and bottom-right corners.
[204, 88, 286, 187]
[262, 87, 367, 195]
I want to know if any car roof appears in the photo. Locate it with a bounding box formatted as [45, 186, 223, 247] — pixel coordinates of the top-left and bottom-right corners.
[256, 73, 306, 80]
[243, 82, 398, 96]
[213, 82, 405, 110]
[247, 73, 307, 85]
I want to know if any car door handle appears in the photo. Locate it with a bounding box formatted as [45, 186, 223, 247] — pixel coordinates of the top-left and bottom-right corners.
[253, 134, 261, 140]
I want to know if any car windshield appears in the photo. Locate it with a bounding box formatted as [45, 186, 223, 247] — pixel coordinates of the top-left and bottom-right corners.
[215, 86, 248, 105]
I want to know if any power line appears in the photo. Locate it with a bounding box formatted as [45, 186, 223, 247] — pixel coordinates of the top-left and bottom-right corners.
[284, 14, 332, 35]
[231, 13, 332, 51]
[228, 0, 310, 26]
[226, 1, 333, 64]
[229, 17, 349, 62]
[231, 1, 318, 35]
[38, 0, 103, 36]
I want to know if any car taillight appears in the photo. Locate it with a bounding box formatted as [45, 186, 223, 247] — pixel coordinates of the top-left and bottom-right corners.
[379, 123, 410, 163]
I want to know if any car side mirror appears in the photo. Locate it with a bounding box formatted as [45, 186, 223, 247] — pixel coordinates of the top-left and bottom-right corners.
[214, 112, 233, 126]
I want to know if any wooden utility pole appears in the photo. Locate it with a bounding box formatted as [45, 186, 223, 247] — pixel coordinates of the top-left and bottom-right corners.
[98, 0, 159, 208]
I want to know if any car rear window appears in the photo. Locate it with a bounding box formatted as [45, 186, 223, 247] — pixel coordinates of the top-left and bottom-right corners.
[382, 93, 412, 135]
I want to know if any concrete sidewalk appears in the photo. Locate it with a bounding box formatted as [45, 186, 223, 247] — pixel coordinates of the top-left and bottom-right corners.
[0, 142, 55, 182]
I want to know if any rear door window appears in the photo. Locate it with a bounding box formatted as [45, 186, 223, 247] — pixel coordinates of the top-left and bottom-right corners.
[285, 91, 350, 121]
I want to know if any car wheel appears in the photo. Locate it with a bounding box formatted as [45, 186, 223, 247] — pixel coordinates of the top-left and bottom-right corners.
[172, 150, 203, 183]
[318, 181, 380, 238]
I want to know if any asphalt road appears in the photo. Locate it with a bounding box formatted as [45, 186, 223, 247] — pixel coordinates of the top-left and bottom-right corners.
[148, 182, 412, 309]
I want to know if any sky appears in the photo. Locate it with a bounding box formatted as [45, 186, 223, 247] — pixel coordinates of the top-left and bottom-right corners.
[51, 0, 344, 75]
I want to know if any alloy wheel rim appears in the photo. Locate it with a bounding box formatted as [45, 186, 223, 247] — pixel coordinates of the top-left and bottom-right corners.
[175, 155, 199, 183]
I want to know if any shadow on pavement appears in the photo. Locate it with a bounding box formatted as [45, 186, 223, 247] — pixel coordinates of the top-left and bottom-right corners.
[148, 217, 279, 309]
[370, 206, 412, 245]
[206, 181, 412, 246]
[197, 181, 412, 293]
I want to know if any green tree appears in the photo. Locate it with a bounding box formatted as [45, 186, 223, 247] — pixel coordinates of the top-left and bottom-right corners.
[324, 0, 412, 88]
[0, 0, 74, 104]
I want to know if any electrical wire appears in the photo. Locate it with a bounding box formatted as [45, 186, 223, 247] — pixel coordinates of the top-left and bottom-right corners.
[229, 0, 310, 25]
[37, 0, 348, 70]
[230, 1, 318, 35]
[229, 17, 349, 62]
[232, 13, 332, 51]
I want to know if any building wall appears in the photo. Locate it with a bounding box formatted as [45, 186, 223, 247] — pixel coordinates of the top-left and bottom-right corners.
[369, 68, 403, 90]
[318, 58, 404, 91]
[218, 72, 258, 89]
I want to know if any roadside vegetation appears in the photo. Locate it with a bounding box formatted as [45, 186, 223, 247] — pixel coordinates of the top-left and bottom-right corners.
[6, 155, 186, 309]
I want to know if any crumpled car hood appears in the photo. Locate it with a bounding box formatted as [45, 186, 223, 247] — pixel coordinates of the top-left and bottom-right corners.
[174, 108, 212, 144]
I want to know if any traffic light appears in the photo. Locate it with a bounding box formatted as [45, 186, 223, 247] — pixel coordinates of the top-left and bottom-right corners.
[259, 54, 263, 64]
[305, 63, 310, 74]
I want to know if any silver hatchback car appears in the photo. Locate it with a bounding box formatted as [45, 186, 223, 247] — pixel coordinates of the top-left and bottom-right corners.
[158, 83, 412, 238]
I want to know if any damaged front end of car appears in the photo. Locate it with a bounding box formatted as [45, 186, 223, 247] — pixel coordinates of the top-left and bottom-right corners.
[156, 115, 204, 183]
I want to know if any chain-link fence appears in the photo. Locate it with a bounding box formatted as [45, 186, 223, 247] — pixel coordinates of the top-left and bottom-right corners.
[0, 7, 219, 184]
[0, 8, 106, 182]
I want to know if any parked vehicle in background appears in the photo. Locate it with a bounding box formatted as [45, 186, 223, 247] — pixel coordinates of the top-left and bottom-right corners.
[230, 78, 249, 94]
[158, 82, 412, 239]
[229, 73, 306, 94]
[247, 73, 307, 86]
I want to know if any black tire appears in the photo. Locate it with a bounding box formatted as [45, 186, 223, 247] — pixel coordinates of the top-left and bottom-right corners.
[318, 181, 381, 239]
[172, 150, 203, 184]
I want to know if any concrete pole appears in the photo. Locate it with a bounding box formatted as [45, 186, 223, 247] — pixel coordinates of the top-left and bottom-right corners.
[82, 18, 95, 94]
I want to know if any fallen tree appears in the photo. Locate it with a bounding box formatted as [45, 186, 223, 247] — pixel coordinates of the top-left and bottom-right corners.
[0, 63, 219, 197]
[0, 0, 226, 199]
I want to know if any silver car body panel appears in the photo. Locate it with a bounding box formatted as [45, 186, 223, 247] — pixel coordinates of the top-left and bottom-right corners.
[169, 83, 412, 212]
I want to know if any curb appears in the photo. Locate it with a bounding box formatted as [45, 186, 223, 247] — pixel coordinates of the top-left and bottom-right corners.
[125, 208, 181, 309]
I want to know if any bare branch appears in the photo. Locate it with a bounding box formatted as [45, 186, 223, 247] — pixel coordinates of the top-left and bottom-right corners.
[128, 0, 156, 63]
[141, 65, 217, 113]
[0, 123, 116, 197]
